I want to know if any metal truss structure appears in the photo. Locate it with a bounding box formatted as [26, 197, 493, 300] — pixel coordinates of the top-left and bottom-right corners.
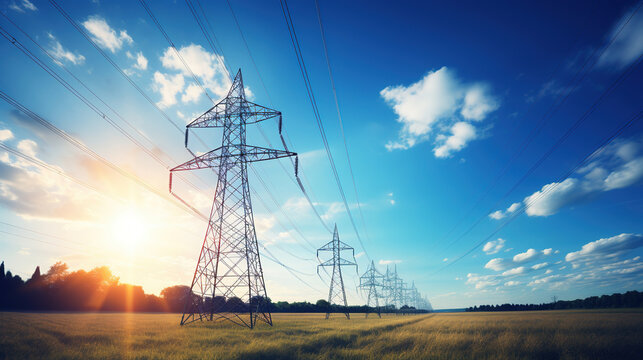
[317, 224, 357, 319]
[359, 260, 385, 318]
[170, 69, 297, 328]
[382, 265, 433, 314]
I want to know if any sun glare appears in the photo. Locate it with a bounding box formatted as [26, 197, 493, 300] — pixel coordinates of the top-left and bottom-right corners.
[111, 208, 149, 252]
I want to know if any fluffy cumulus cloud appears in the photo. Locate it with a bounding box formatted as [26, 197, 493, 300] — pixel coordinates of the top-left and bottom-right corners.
[127, 51, 148, 71]
[152, 72, 185, 108]
[0, 134, 105, 222]
[153, 44, 230, 108]
[483, 238, 506, 254]
[0, 129, 14, 141]
[493, 137, 643, 218]
[466, 273, 500, 290]
[433, 121, 477, 158]
[485, 247, 554, 272]
[82, 16, 133, 53]
[489, 202, 521, 220]
[381, 67, 498, 157]
[597, 6, 643, 69]
[47, 33, 85, 66]
[484, 258, 513, 271]
[466, 232, 643, 294]
[565, 233, 643, 262]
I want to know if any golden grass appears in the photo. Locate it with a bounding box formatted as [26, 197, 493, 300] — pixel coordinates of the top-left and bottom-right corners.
[1, 310, 641, 359]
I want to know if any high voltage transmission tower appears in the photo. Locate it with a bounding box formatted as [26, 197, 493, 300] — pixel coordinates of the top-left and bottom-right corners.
[359, 260, 385, 318]
[169, 70, 297, 328]
[317, 224, 357, 319]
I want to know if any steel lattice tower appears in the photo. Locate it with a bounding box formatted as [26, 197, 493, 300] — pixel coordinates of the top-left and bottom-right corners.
[170, 70, 297, 328]
[317, 224, 357, 319]
[359, 260, 384, 318]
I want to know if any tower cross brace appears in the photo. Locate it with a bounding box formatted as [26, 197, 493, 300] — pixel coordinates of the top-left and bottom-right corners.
[170, 69, 296, 328]
[317, 224, 357, 319]
[359, 260, 385, 318]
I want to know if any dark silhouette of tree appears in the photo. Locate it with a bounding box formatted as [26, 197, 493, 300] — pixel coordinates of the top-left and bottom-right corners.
[466, 291, 643, 312]
[161, 285, 190, 312]
[0, 260, 432, 314]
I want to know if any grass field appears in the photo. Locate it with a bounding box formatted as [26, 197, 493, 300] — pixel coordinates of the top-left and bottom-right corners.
[1, 310, 642, 359]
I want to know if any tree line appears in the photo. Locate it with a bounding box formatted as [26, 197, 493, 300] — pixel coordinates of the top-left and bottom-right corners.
[466, 290, 643, 312]
[0, 261, 427, 314]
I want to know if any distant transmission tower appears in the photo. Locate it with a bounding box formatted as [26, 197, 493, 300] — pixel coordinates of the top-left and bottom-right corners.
[317, 224, 357, 319]
[170, 69, 297, 328]
[359, 260, 384, 318]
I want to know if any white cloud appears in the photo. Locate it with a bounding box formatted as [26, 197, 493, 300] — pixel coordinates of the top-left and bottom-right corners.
[126, 51, 148, 72]
[488, 210, 504, 220]
[504, 281, 520, 287]
[565, 233, 643, 262]
[486, 247, 554, 272]
[466, 273, 499, 289]
[489, 202, 521, 220]
[9, 0, 37, 12]
[47, 33, 85, 65]
[433, 121, 477, 158]
[379, 259, 402, 265]
[502, 266, 526, 276]
[513, 248, 541, 263]
[532, 262, 548, 270]
[484, 258, 512, 271]
[597, 6, 643, 69]
[381, 67, 498, 156]
[133, 52, 148, 70]
[0, 129, 14, 141]
[0, 137, 107, 222]
[152, 72, 185, 108]
[528, 275, 559, 286]
[160, 44, 230, 102]
[442, 258, 448, 262]
[17, 139, 38, 158]
[21, 0, 36, 11]
[82, 16, 133, 53]
[524, 178, 582, 217]
[181, 83, 202, 104]
[483, 238, 505, 255]
[461, 84, 499, 121]
[515, 137, 643, 217]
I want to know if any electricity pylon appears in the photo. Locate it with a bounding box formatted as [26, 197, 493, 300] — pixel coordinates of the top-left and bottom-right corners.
[317, 224, 357, 319]
[170, 69, 297, 328]
[359, 260, 384, 318]
[385, 265, 404, 312]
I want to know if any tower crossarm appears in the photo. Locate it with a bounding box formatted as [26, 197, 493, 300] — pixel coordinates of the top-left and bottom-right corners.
[187, 100, 281, 129]
[170, 144, 296, 173]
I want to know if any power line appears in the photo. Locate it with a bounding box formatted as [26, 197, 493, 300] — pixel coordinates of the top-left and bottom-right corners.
[431, 107, 643, 276]
[0, 20, 205, 194]
[279, 0, 370, 259]
[313, 0, 372, 245]
[139, 0, 218, 105]
[191, 0, 331, 234]
[47, 0, 214, 154]
[435, 5, 643, 254]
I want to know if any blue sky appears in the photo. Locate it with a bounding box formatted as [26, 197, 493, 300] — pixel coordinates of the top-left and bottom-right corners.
[0, 0, 641, 309]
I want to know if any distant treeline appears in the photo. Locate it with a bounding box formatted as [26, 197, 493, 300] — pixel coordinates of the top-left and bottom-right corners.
[466, 291, 643, 312]
[0, 261, 427, 314]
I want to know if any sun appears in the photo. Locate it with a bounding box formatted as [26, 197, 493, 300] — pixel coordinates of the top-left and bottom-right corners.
[111, 208, 149, 252]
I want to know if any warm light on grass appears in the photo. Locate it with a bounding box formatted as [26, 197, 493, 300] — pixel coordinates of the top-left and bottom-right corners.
[1, 310, 642, 359]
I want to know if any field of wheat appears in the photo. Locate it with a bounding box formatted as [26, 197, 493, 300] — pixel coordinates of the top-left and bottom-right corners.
[1, 310, 641, 359]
